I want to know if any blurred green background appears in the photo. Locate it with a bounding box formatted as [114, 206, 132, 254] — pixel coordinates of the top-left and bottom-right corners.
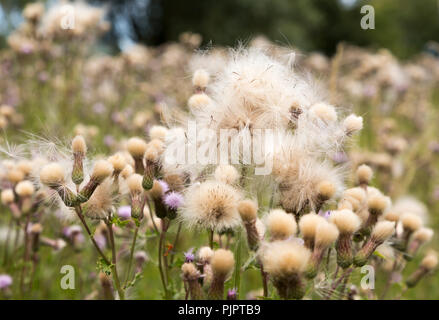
[1, 0, 439, 58]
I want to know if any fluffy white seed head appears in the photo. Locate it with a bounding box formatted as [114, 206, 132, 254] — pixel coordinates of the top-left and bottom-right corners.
[40, 163, 65, 186]
[372, 221, 395, 242]
[72, 135, 87, 154]
[127, 174, 143, 194]
[181, 181, 242, 231]
[265, 209, 297, 240]
[309, 102, 337, 122]
[214, 165, 240, 185]
[356, 164, 373, 185]
[91, 160, 113, 182]
[413, 228, 434, 243]
[330, 209, 361, 234]
[1, 189, 15, 205]
[149, 126, 168, 141]
[421, 251, 438, 270]
[315, 220, 339, 248]
[238, 199, 258, 222]
[127, 137, 147, 158]
[401, 213, 423, 232]
[299, 213, 326, 239]
[15, 180, 35, 197]
[192, 69, 210, 88]
[108, 153, 126, 172]
[343, 114, 363, 134]
[188, 93, 211, 111]
[259, 240, 311, 277]
[211, 249, 235, 277]
[198, 246, 214, 264]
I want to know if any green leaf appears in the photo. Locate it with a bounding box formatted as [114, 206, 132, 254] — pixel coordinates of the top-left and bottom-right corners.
[96, 258, 113, 276]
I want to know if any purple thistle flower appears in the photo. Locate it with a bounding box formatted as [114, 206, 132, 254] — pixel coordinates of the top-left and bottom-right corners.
[318, 210, 332, 220]
[0, 274, 13, 289]
[164, 192, 184, 210]
[158, 180, 170, 194]
[94, 234, 106, 250]
[184, 248, 195, 263]
[227, 288, 238, 300]
[117, 205, 131, 220]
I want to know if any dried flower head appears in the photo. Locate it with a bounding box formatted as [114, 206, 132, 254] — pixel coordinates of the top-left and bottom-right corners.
[181, 181, 241, 232]
[214, 165, 240, 185]
[266, 209, 297, 241]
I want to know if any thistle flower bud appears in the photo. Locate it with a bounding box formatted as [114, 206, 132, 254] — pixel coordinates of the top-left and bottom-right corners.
[343, 114, 363, 135]
[238, 200, 259, 250]
[71, 135, 87, 185]
[406, 251, 438, 288]
[181, 262, 204, 300]
[149, 126, 168, 141]
[192, 69, 210, 90]
[188, 93, 211, 111]
[214, 165, 240, 185]
[78, 160, 113, 203]
[40, 163, 77, 207]
[406, 227, 434, 259]
[149, 180, 167, 219]
[363, 194, 389, 233]
[127, 137, 147, 174]
[397, 213, 423, 252]
[108, 153, 126, 176]
[198, 246, 214, 264]
[17, 160, 33, 177]
[309, 102, 337, 123]
[8, 168, 25, 184]
[299, 213, 325, 249]
[356, 164, 373, 187]
[383, 210, 399, 222]
[1, 189, 14, 205]
[40, 163, 65, 187]
[127, 174, 144, 220]
[259, 240, 311, 299]
[330, 209, 361, 268]
[142, 147, 159, 191]
[354, 221, 395, 267]
[267, 209, 297, 241]
[120, 165, 134, 179]
[15, 180, 35, 198]
[306, 221, 339, 279]
[209, 249, 235, 300]
[315, 180, 336, 212]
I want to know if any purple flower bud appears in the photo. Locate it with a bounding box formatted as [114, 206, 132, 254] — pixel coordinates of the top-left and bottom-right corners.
[319, 210, 332, 220]
[331, 151, 348, 164]
[164, 192, 184, 210]
[227, 288, 238, 300]
[117, 205, 131, 220]
[184, 248, 195, 263]
[0, 274, 13, 289]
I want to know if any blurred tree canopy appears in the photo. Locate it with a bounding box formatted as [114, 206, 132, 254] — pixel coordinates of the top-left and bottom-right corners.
[1, 0, 439, 58]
